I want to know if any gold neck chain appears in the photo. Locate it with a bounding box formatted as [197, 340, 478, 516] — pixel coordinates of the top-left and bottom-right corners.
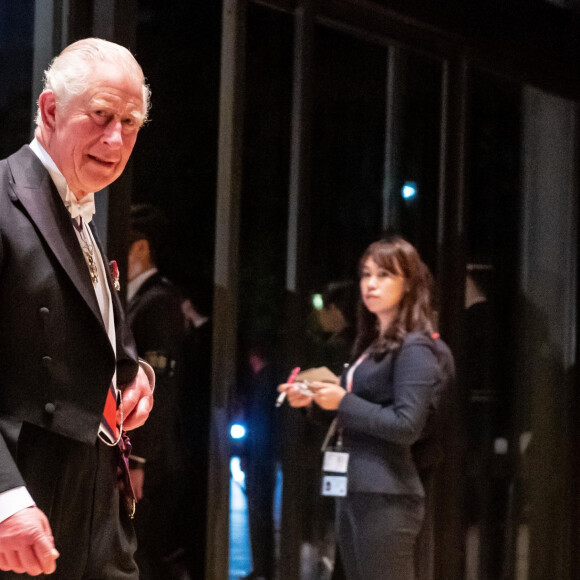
[76, 220, 99, 285]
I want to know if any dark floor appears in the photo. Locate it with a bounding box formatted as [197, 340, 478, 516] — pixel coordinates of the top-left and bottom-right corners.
[229, 456, 253, 580]
[229, 456, 335, 580]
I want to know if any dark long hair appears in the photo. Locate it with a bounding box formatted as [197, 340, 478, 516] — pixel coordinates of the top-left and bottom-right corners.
[351, 236, 435, 360]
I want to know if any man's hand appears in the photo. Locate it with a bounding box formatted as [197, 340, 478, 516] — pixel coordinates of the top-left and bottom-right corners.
[120, 366, 154, 431]
[0, 507, 59, 576]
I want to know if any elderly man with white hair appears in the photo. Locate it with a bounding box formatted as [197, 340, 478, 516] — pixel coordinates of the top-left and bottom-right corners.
[0, 38, 155, 579]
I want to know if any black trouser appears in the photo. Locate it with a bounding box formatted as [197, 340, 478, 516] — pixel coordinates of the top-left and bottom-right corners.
[1, 423, 138, 580]
[245, 460, 276, 578]
[133, 468, 192, 580]
[414, 469, 435, 580]
[336, 493, 424, 580]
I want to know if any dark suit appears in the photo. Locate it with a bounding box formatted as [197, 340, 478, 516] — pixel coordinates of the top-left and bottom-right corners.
[126, 272, 188, 579]
[0, 145, 140, 578]
[127, 273, 184, 471]
[335, 332, 439, 580]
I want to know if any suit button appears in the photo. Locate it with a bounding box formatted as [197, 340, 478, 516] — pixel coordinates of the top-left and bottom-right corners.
[39, 307, 50, 318]
[42, 356, 52, 367]
[44, 403, 56, 415]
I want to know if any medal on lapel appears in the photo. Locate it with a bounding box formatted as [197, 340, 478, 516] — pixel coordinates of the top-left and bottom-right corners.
[109, 260, 121, 291]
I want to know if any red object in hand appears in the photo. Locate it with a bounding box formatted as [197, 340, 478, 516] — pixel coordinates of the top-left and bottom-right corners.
[287, 366, 301, 384]
[275, 366, 301, 407]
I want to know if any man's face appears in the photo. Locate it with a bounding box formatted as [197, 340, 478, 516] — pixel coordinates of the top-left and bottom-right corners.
[47, 64, 145, 198]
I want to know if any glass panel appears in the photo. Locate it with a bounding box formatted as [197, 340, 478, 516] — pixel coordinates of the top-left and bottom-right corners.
[463, 70, 522, 580]
[464, 69, 578, 580]
[309, 25, 387, 289]
[233, 8, 579, 580]
[381, 48, 443, 276]
[0, 1, 35, 157]
[514, 85, 577, 580]
[235, 12, 446, 576]
[132, 5, 222, 580]
[284, 24, 389, 580]
[235, 5, 294, 580]
[238, 5, 294, 341]
[134, 2, 221, 285]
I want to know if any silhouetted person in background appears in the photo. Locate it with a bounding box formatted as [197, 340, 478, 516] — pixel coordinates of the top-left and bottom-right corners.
[313, 282, 357, 580]
[237, 336, 282, 580]
[462, 266, 509, 580]
[314, 281, 357, 375]
[126, 204, 189, 579]
[280, 281, 357, 580]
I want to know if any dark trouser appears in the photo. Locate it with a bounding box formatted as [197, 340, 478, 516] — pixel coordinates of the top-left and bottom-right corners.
[245, 460, 276, 578]
[414, 470, 435, 580]
[133, 469, 191, 580]
[0, 422, 138, 580]
[336, 493, 424, 580]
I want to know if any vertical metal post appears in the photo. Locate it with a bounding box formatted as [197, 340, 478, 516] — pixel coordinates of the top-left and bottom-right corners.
[206, 1, 247, 579]
[382, 45, 401, 232]
[286, 1, 313, 297]
[434, 53, 469, 580]
[280, 4, 314, 579]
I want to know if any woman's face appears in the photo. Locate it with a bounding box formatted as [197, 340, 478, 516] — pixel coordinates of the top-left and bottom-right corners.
[360, 257, 406, 328]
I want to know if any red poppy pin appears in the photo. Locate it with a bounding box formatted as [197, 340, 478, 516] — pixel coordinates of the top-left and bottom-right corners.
[109, 260, 120, 291]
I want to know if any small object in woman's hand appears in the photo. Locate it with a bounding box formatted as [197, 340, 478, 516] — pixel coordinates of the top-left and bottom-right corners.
[275, 366, 301, 407]
[297, 380, 323, 394]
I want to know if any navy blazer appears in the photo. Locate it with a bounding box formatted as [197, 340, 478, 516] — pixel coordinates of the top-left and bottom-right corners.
[338, 332, 439, 497]
[0, 145, 139, 493]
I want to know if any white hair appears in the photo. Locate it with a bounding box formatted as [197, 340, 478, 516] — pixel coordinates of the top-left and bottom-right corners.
[35, 37, 151, 126]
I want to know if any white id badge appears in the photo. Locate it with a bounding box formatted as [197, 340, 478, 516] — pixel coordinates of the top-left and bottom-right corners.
[322, 450, 349, 473]
[321, 450, 349, 496]
[321, 475, 348, 496]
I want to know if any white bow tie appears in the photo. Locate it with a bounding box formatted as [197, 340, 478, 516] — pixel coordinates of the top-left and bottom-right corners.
[66, 187, 96, 224]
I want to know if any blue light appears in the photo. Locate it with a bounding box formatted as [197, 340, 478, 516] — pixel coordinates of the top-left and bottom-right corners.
[230, 423, 247, 440]
[401, 181, 417, 200]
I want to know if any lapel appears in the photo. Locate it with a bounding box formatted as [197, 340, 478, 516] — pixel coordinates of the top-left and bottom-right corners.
[6, 146, 105, 329]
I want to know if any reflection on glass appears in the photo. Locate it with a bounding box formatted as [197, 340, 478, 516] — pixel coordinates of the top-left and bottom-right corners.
[382, 49, 442, 275]
[463, 70, 522, 580]
[228, 4, 579, 579]
[310, 25, 386, 288]
[0, 1, 34, 158]
[464, 70, 578, 580]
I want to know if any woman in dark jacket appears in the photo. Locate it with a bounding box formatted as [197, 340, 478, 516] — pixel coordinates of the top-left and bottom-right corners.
[279, 236, 440, 580]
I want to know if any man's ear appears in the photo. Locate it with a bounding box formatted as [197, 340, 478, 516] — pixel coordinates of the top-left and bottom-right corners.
[38, 91, 57, 130]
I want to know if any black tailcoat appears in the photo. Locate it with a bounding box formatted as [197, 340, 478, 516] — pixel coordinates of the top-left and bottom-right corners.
[0, 145, 139, 494]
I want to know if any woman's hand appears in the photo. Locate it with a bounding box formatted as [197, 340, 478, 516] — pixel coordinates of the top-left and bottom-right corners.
[310, 382, 347, 410]
[277, 383, 313, 407]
